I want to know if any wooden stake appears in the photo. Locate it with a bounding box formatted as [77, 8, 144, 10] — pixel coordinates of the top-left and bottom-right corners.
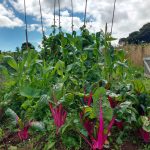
[24, 0, 28, 49]
[71, 0, 74, 34]
[111, 0, 117, 35]
[84, 0, 88, 27]
[39, 0, 45, 38]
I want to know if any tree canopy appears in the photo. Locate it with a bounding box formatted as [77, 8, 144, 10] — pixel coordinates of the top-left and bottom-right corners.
[119, 23, 150, 45]
[21, 42, 35, 51]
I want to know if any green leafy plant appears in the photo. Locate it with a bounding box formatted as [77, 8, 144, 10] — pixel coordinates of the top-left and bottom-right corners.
[0, 128, 4, 140]
[139, 116, 150, 132]
[5, 108, 44, 140]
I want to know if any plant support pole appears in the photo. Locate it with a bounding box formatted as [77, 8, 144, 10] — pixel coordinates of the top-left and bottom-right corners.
[71, 0, 74, 34]
[39, 0, 45, 38]
[111, 0, 117, 35]
[58, 0, 61, 32]
[84, 0, 88, 27]
[53, 0, 56, 34]
[24, 0, 28, 49]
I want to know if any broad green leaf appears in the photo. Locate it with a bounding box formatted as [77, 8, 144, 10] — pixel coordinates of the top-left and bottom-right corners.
[4, 56, 18, 71]
[102, 100, 113, 121]
[55, 60, 65, 76]
[30, 121, 45, 131]
[19, 85, 41, 98]
[39, 94, 49, 105]
[93, 87, 106, 102]
[5, 108, 19, 125]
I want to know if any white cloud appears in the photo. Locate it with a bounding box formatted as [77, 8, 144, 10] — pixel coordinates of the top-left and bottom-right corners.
[61, 10, 70, 17]
[3, 0, 150, 40]
[0, 4, 23, 28]
[28, 24, 40, 32]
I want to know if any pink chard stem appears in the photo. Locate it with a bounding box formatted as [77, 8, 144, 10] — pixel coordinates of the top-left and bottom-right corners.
[49, 102, 67, 134]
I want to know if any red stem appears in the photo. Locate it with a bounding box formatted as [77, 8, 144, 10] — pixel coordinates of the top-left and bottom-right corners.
[78, 132, 92, 148]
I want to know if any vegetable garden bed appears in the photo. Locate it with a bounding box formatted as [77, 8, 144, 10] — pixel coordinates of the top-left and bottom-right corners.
[0, 28, 150, 150]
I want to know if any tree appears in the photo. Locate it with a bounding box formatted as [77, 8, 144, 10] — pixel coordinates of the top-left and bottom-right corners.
[21, 42, 35, 52]
[119, 38, 127, 45]
[138, 23, 150, 43]
[119, 23, 150, 45]
[127, 31, 140, 44]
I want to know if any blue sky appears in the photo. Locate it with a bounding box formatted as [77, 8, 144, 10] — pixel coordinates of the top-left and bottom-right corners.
[0, 0, 150, 51]
[0, 27, 43, 51]
[0, 0, 47, 51]
[0, 0, 85, 51]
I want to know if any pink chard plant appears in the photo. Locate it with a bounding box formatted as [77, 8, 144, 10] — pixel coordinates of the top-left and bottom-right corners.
[108, 96, 124, 130]
[80, 94, 116, 150]
[83, 91, 93, 106]
[92, 101, 116, 149]
[6, 108, 44, 140]
[80, 92, 94, 136]
[108, 96, 118, 109]
[49, 102, 67, 134]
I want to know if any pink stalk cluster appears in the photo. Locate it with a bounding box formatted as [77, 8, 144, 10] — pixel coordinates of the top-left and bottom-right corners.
[49, 102, 67, 134]
[80, 112, 94, 136]
[80, 93, 116, 150]
[18, 126, 29, 140]
[139, 128, 150, 143]
[16, 116, 31, 140]
[84, 92, 93, 106]
[80, 92, 94, 136]
[92, 102, 116, 150]
[108, 96, 118, 108]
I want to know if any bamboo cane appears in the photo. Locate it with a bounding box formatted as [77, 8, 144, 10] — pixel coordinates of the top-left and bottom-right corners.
[39, 0, 45, 38]
[58, 0, 61, 32]
[71, 0, 74, 34]
[84, 0, 88, 27]
[111, 0, 117, 35]
[53, 0, 56, 35]
[23, 0, 28, 49]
